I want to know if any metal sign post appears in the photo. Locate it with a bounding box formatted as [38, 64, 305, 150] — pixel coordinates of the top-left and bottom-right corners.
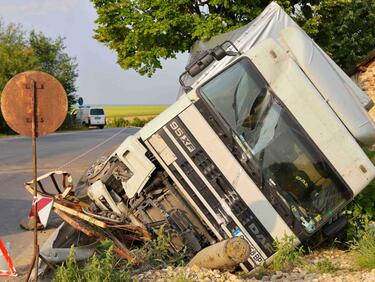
[0, 71, 68, 281]
[28, 79, 43, 281]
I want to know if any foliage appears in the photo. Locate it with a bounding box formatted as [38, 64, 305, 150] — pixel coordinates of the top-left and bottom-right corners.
[343, 148, 375, 241]
[272, 235, 303, 271]
[53, 243, 131, 282]
[108, 116, 153, 128]
[131, 117, 147, 127]
[112, 117, 131, 128]
[351, 228, 375, 269]
[254, 263, 272, 279]
[53, 228, 185, 281]
[59, 114, 82, 130]
[131, 225, 186, 268]
[0, 20, 78, 134]
[313, 0, 375, 72]
[53, 247, 83, 282]
[29, 31, 78, 107]
[315, 258, 338, 273]
[305, 257, 338, 273]
[91, 0, 375, 77]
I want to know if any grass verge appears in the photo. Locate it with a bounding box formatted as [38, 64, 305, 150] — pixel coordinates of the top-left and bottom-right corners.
[304, 257, 338, 273]
[272, 235, 303, 271]
[351, 228, 375, 269]
[53, 226, 186, 282]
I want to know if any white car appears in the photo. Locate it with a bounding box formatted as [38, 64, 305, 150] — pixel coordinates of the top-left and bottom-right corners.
[76, 106, 106, 129]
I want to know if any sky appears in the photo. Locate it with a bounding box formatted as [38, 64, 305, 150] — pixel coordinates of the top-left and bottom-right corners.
[0, 0, 189, 105]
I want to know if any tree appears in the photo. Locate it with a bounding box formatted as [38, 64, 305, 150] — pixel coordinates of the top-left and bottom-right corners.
[91, 0, 375, 77]
[0, 22, 37, 91]
[0, 22, 38, 134]
[313, 0, 375, 71]
[0, 21, 78, 134]
[29, 31, 78, 106]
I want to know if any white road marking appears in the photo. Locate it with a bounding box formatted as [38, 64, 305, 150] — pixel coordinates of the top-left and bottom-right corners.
[56, 128, 127, 170]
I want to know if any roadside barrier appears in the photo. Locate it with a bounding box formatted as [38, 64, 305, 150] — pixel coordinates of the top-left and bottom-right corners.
[28, 196, 54, 228]
[0, 240, 17, 277]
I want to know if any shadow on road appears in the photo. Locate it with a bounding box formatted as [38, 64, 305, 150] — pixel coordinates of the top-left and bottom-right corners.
[0, 198, 34, 237]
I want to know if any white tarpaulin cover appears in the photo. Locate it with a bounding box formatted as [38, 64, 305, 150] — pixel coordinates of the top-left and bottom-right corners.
[180, 2, 375, 145]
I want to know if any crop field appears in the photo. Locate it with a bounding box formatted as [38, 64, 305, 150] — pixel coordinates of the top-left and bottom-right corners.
[103, 105, 167, 118]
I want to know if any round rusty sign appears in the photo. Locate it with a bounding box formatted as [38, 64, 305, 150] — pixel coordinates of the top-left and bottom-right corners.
[1, 71, 68, 137]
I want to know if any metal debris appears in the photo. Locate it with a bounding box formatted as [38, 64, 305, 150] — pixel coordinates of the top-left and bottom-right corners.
[24, 170, 150, 273]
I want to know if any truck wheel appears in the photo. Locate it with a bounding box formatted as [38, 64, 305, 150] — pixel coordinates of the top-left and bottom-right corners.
[98, 125, 104, 129]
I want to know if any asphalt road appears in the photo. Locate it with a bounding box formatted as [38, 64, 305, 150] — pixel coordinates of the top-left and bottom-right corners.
[0, 127, 138, 265]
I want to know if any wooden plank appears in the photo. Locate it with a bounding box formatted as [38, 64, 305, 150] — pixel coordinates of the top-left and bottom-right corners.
[55, 209, 133, 261]
[53, 202, 107, 228]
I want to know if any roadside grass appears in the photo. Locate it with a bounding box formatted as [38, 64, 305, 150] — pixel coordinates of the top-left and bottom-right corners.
[53, 244, 131, 282]
[304, 257, 338, 274]
[272, 235, 303, 271]
[0, 133, 13, 138]
[351, 228, 375, 269]
[53, 226, 186, 281]
[107, 116, 155, 128]
[103, 105, 167, 118]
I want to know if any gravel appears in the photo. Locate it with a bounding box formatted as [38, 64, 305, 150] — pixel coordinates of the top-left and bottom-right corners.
[135, 266, 375, 282]
[134, 248, 375, 282]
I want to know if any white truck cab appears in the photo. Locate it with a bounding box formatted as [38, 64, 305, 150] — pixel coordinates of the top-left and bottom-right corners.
[77, 2, 375, 272]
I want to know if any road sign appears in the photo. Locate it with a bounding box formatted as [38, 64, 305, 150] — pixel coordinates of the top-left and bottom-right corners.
[0, 71, 68, 137]
[0, 71, 68, 281]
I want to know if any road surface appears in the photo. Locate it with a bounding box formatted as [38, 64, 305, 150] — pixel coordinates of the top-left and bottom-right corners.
[0, 127, 137, 273]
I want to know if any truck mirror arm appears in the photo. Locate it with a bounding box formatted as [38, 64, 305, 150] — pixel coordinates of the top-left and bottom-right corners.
[179, 40, 240, 93]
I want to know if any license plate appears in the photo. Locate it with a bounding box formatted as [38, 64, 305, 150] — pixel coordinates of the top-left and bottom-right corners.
[95, 117, 101, 120]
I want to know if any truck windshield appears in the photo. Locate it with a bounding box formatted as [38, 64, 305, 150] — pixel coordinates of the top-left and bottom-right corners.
[90, 108, 104, 115]
[199, 58, 351, 233]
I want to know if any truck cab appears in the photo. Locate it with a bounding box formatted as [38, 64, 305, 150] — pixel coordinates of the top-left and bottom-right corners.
[80, 2, 375, 272]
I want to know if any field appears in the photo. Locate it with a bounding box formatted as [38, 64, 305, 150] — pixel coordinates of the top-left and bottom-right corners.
[103, 105, 167, 119]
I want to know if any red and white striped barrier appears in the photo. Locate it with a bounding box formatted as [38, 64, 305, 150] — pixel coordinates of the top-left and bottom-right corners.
[0, 240, 17, 277]
[28, 196, 54, 228]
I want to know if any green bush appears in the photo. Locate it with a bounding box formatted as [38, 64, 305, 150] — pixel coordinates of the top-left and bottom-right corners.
[53, 247, 83, 282]
[112, 118, 130, 128]
[59, 114, 81, 130]
[131, 117, 147, 127]
[108, 116, 154, 128]
[343, 147, 375, 241]
[0, 115, 14, 134]
[351, 228, 375, 269]
[131, 225, 186, 268]
[53, 227, 185, 281]
[272, 235, 303, 271]
[53, 243, 131, 282]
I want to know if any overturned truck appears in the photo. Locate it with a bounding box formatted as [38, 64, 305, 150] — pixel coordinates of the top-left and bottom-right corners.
[75, 2, 375, 272]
